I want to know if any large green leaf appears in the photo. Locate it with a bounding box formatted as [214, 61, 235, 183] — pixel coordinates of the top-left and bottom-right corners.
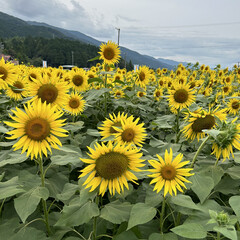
[86, 88, 110, 101]
[56, 183, 79, 201]
[229, 196, 240, 221]
[214, 225, 237, 240]
[127, 203, 157, 230]
[200, 165, 224, 186]
[226, 166, 240, 180]
[100, 200, 132, 224]
[190, 173, 214, 203]
[170, 194, 201, 211]
[10, 227, 47, 240]
[0, 176, 25, 200]
[149, 233, 178, 240]
[14, 186, 49, 223]
[113, 231, 138, 240]
[171, 223, 207, 239]
[55, 201, 99, 227]
[51, 154, 82, 167]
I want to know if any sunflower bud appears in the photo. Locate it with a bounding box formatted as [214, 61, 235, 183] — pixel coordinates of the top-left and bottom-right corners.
[216, 211, 230, 226]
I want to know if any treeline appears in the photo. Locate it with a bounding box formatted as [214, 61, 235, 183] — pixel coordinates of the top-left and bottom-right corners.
[1, 36, 134, 70]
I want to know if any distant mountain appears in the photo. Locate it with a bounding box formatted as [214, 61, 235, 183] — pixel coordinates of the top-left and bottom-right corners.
[0, 11, 173, 69]
[157, 58, 189, 67]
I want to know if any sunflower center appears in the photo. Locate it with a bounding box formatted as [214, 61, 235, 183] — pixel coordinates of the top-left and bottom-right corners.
[96, 152, 128, 179]
[29, 73, 37, 81]
[88, 74, 94, 79]
[69, 98, 80, 109]
[115, 76, 120, 81]
[37, 84, 58, 104]
[189, 82, 196, 89]
[223, 86, 229, 93]
[155, 91, 161, 97]
[139, 72, 146, 81]
[225, 77, 230, 83]
[161, 165, 176, 180]
[121, 128, 135, 142]
[232, 101, 239, 110]
[12, 81, 24, 93]
[72, 75, 84, 86]
[173, 89, 189, 103]
[191, 115, 216, 133]
[110, 121, 122, 133]
[103, 47, 115, 60]
[139, 92, 144, 97]
[0, 66, 8, 80]
[159, 80, 164, 86]
[25, 118, 50, 141]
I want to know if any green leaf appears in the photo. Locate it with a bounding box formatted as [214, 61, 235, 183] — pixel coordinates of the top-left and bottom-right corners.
[10, 227, 47, 240]
[209, 209, 218, 219]
[14, 186, 49, 223]
[226, 166, 240, 180]
[229, 196, 240, 221]
[149, 233, 178, 240]
[214, 225, 237, 240]
[113, 231, 138, 240]
[114, 79, 125, 85]
[51, 154, 82, 166]
[63, 121, 84, 132]
[0, 151, 27, 167]
[56, 183, 79, 201]
[190, 173, 214, 203]
[86, 88, 110, 101]
[0, 125, 8, 133]
[88, 77, 103, 84]
[0, 176, 25, 200]
[100, 200, 132, 224]
[127, 203, 157, 230]
[200, 165, 224, 186]
[55, 201, 99, 227]
[171, 223, 207, 239]
[88, 55, 100, 62]
[0, 140, 17, 147]
[170, 194, 201, 211]
[86, 129, 101, 137]
[202, 129, 221, 138]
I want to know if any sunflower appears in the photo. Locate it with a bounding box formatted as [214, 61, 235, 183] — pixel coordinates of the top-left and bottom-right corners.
[99, 41, 121, 65]
[113, 115, 147, 147]
[28, 74, 69, 108]
[182, 107, 227, 141]
[0, 57, 16, 89]
[113, 89, 125, 99]
[136, 66, 151, 87]
[64, 92, 86, 116]
[227, 96, 240, 115]
[168, 82, 195, 110]
[154, 88, 163, 101]
[25, 67, 42, 82]
[98, 112, 128, 140]
[69, 68, 88, 92]
[222, 85, 232, 96]
[148, 148, 194, 196]
[137, 91, 146, 98]
[4, 99, 68, 159]
[211, 119, 240, 161]
[5, 76, 28, 101]
[79, 141, 145, 196]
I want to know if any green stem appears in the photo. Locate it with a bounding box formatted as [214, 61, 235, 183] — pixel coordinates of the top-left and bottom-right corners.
[216, 231, 221, 240]
[175, 212, 182, 226]
[104, 74, 108, 118]
[214, 158, 220, 166]
[190, 135, 210, 169]
[175, 109, 181, 143]
[160, 197, 166, 234]
[38, 157, 51, 236]
[92, 196, 99, 240]
[0, 198, 6, 217]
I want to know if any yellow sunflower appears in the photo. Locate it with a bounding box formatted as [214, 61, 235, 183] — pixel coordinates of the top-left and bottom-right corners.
[137, 91, 146, 98]
[227, 97, 240, 115]
[99, 41, 121, 65]
[5, 76, 28, 101]
[28, 74, 69, 108]
[148, 148, 194, 196]
[4, 99, 68, 159]
[69, 68, 88, 92]
[168, 82, 195, 110]
[222, 85, 232, 96]
[182, 107, 227, 141]
[113, 89, 125, 99]
[79, 141, 145, 196]
[0, 57, 16, 89]
[154, 88, 163, 101]
[98, 112, 128, 140]
[25, 67, 42, 82]
[136, 66, 151, 87]
[211, 119, 240, 161]
[64, 92, 86, 116]
[113, 115, 147, 147]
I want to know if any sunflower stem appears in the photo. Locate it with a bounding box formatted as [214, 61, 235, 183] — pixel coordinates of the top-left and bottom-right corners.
[104, 74, 108, 118]
[175, 109, 181, 143]
[190, 135, 210, 169]
[214, 158, 220, 166]
[160, 197, 166, 234]
[38, 157, 52, 236]
[216, 231, 221, 240]
[92, 196, 99, 240]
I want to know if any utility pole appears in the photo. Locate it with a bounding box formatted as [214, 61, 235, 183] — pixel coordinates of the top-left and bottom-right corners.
[115, 28, 120, 46]
[71, 51, 74, 66]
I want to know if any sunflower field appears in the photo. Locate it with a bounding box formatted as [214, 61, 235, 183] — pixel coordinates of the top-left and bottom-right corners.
[0, 41, 240, 240]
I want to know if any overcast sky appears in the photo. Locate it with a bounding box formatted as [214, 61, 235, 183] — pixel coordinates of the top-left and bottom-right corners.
[1, 0, 240, 67]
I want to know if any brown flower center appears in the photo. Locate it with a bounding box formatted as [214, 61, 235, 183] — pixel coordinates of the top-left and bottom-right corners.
[96, 152, 128, 179]
[12, 81, 24, 93]
[121, 128, 135, 142]
[37, 84, 58, 104]
[29, 73, 37, 81]
[191, 115, 215, 133]
[139, 71, 146, 81]
[110, 121, 122, 133]
[155, 91, 161, 97]
[103, 47, 115, 60]
[139, 92, 144, 97]
[223, 86, 229, 93]
[0, 66, 8, 80]
[232, 101, 239, 110]
[25, 118, 50, 141]
[173, 89, 189, 103]
[72, 75, 84, 86]
[69, 98, 80, 109]
[161, 165, 176, 180]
